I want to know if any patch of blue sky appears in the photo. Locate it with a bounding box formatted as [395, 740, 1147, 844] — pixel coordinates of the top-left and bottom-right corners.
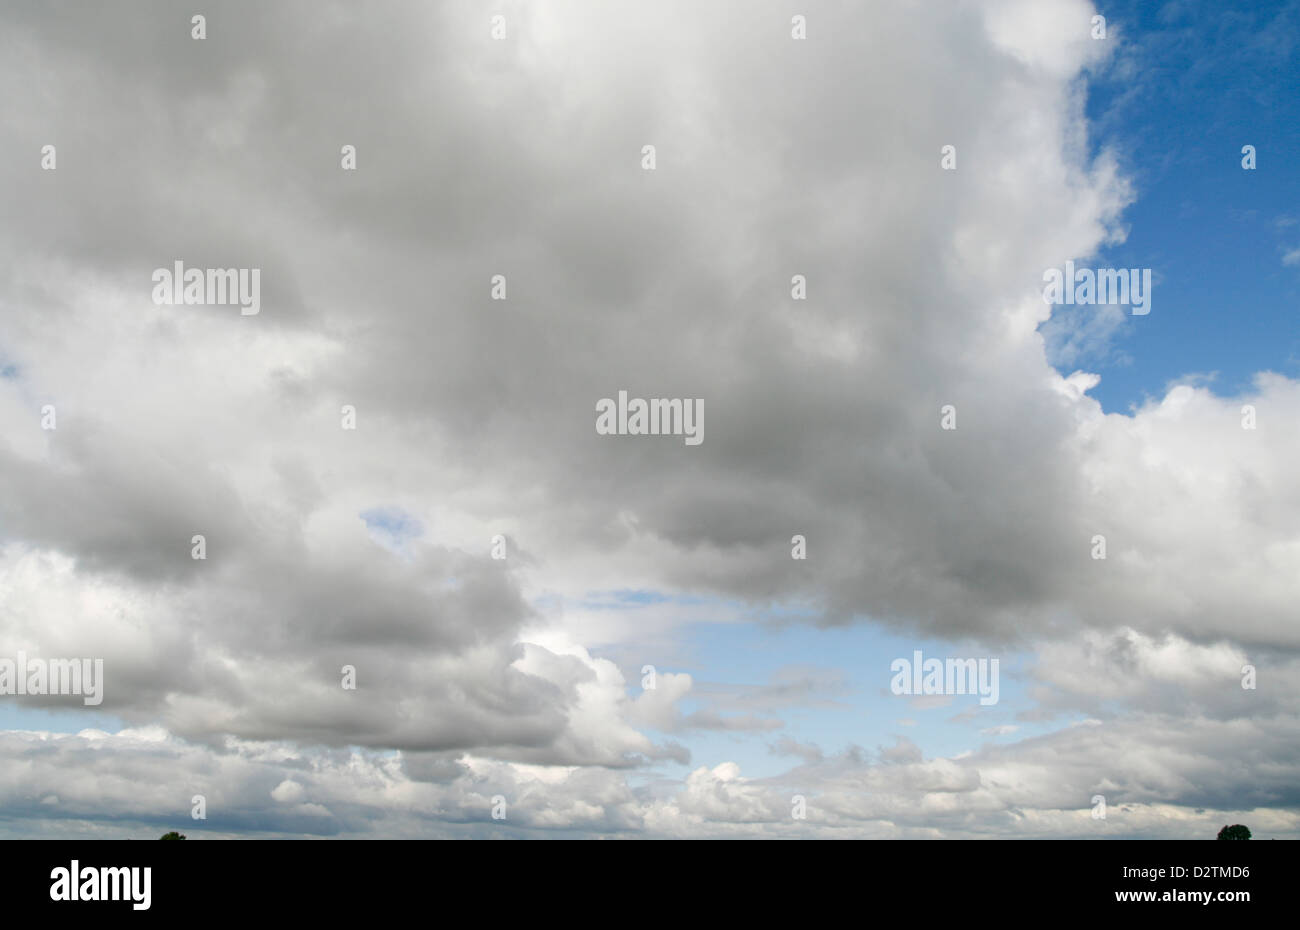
[0, 704, 124, 735]
[360, 507, 424, 557]
[577, 589, 715, 609]
[612, 607, 1077, 783]
[1046, 0, 1300, 413]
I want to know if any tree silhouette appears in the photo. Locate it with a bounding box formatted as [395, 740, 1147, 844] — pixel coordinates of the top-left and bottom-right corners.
[1216, 824, 1251, 840]
[159, 831, 187, 840]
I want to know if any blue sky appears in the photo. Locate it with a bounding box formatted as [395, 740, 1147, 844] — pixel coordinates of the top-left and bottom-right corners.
[1049, 0, 1300, 413]
[624, 612, 1043, 782]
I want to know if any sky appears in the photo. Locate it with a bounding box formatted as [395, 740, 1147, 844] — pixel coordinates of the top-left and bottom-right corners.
[0, 0, 1298, 839]
[1054, 0, 1300, 411]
